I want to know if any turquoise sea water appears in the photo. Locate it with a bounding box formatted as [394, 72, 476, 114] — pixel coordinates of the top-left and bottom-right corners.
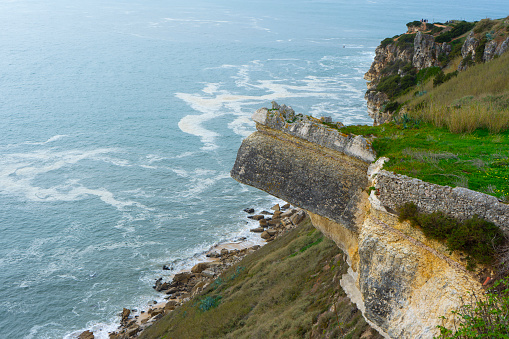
[0, 1, 506, 337]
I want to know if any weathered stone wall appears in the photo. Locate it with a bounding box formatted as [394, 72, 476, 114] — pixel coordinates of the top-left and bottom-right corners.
[375, 170, 509, 233]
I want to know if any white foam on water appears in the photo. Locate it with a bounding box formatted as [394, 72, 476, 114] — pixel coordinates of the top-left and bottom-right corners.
[177, 60, 372, 148]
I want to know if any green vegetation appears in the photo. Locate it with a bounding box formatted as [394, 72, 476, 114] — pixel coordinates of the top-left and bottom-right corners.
[406, 20, 422, 28]
[140, 220, 381, 339]
[435, 21, 475, 43]
[339, 123, 509, 201]
[436, 277, 509, 338]
[398, 202, 506, 270]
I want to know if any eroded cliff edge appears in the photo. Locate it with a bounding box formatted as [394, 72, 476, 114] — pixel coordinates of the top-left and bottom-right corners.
[231, 104, 509, 338]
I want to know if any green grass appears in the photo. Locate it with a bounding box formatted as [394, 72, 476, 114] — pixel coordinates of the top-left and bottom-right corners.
[140, 220, 381, 339]
[340, 123, 509, 200]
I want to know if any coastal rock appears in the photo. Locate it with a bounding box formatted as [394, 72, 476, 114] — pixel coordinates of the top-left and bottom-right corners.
[191, 262, 209, 273]
[281, 203, 291, 209]
[121, 308, 130, 325]
[248, 214, 265, 220]
[173, 272, 193, 284]
[78, 330, 94, 339]
[201, 269, 215, 278]
[260, 231, 271, 239]
[483, 40, 498, 62]
[412, 31, 436, 69]
[266, 229, 277, 236]
[243, 208, 255, 214]
[250, 227, 265, 233]
[271, 204, 280, 211]
[495, 37, 509, 56]
[259, 219, 267, 227]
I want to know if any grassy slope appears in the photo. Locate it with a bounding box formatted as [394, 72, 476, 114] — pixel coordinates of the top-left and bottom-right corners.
[140, 220, 381, 339]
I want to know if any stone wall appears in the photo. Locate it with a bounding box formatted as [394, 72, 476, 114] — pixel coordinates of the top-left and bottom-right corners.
[375, 170, 509, 233]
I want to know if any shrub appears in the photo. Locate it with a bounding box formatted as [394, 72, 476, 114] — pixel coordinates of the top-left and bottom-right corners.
[433, 70, 458, 87]
[396, 33, 416, 51]
[380, 37, 394, 48]
[398, 202, 505, 269]
[406, 20, 422, 28]
[417, 66, 441, 84]
[436, 277, 509, 338]
[435, 21, 475, 43]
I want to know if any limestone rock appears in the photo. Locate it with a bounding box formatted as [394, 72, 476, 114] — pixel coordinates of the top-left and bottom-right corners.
[483, 40, 498, 62]
[271, 204, 280, 211]
[78, 330, 94, 339]
[120, 308, 130, 325]
[173, 272, 193, 284]
[250, 227, 265, 233]
[243, 208, 254, 214]
[260, 231, 271, 239]
[259, 219, 267, 227]
[495, 37, 509, 56]
[248, 214, 265, 220]
[412, 31, 436, 69]
[191, 262, 209, 273]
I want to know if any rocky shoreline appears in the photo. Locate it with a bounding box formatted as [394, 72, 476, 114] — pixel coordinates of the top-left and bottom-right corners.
[77, 203, 307, 339]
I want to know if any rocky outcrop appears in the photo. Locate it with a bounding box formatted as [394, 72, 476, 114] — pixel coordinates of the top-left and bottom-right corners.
[483, 40, 498, 62]
[364, 43, 413, 88]
[364, 32, 450, 125]
[495, 37, 509, 56]
[365, 90, 391, 125]
[231, 104, 373, 232]
[231, 106, 509, 338]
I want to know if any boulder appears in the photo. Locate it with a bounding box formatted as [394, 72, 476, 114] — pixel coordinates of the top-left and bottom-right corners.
[78, 330, 94, 339]
[191, 262, 209, 273]
[162, 265, 172, 270]
[266, 229, 277, 236]
[260, 210, 273, 215]
[206, 251, 220, 258]
[247, 214, 265, 220]
[272, 210, 282, 218]
[260, 231, 271, 239]
[120, 308, 130, 325]
[173, 272, 193, 284]
[281, 203, 291, 210]
[201, 269, 215, 278]
[250, 227, 265, 233]
[220, 248, 229, 256]
[271, 203, 280, 211]
[259, 219, 267, 227]
[243, 208, 255, 214]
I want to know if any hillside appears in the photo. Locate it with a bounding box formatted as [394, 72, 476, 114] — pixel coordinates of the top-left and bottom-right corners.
[140, 218, 382, 339]
[365, 16, 509, 127]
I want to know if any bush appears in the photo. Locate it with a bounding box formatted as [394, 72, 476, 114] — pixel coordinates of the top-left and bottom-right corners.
[435, 21, 475, 43]
[417, 66, 441, 84]
[406, 20, 422, 28]
[436, 277, 509, 338]
[380, 37, 394, 48]
[433, 70, 458, 87]
[398, 202, 505, 269]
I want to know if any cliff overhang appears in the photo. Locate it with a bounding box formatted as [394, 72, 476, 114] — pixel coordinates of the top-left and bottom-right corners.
[231, 103, 509, 338]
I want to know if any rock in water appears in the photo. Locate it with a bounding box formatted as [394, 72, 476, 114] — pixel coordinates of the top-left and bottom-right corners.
[243, 208, 255, 214]
[121, 308, 130, 325]
[271, 203, 280, 211]
[78, 330, 94, 339]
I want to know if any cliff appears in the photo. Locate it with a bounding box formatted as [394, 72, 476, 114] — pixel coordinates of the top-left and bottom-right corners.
[365, 17, 509, 125]
[231, 105, 509, 338]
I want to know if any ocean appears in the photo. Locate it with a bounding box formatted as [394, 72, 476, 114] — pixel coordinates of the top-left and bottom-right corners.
[0, 0, 506, 337]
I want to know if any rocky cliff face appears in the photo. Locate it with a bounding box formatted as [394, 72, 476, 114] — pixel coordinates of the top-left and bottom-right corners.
[364, 31, 450, 125]
[231, 106, 509, 338]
